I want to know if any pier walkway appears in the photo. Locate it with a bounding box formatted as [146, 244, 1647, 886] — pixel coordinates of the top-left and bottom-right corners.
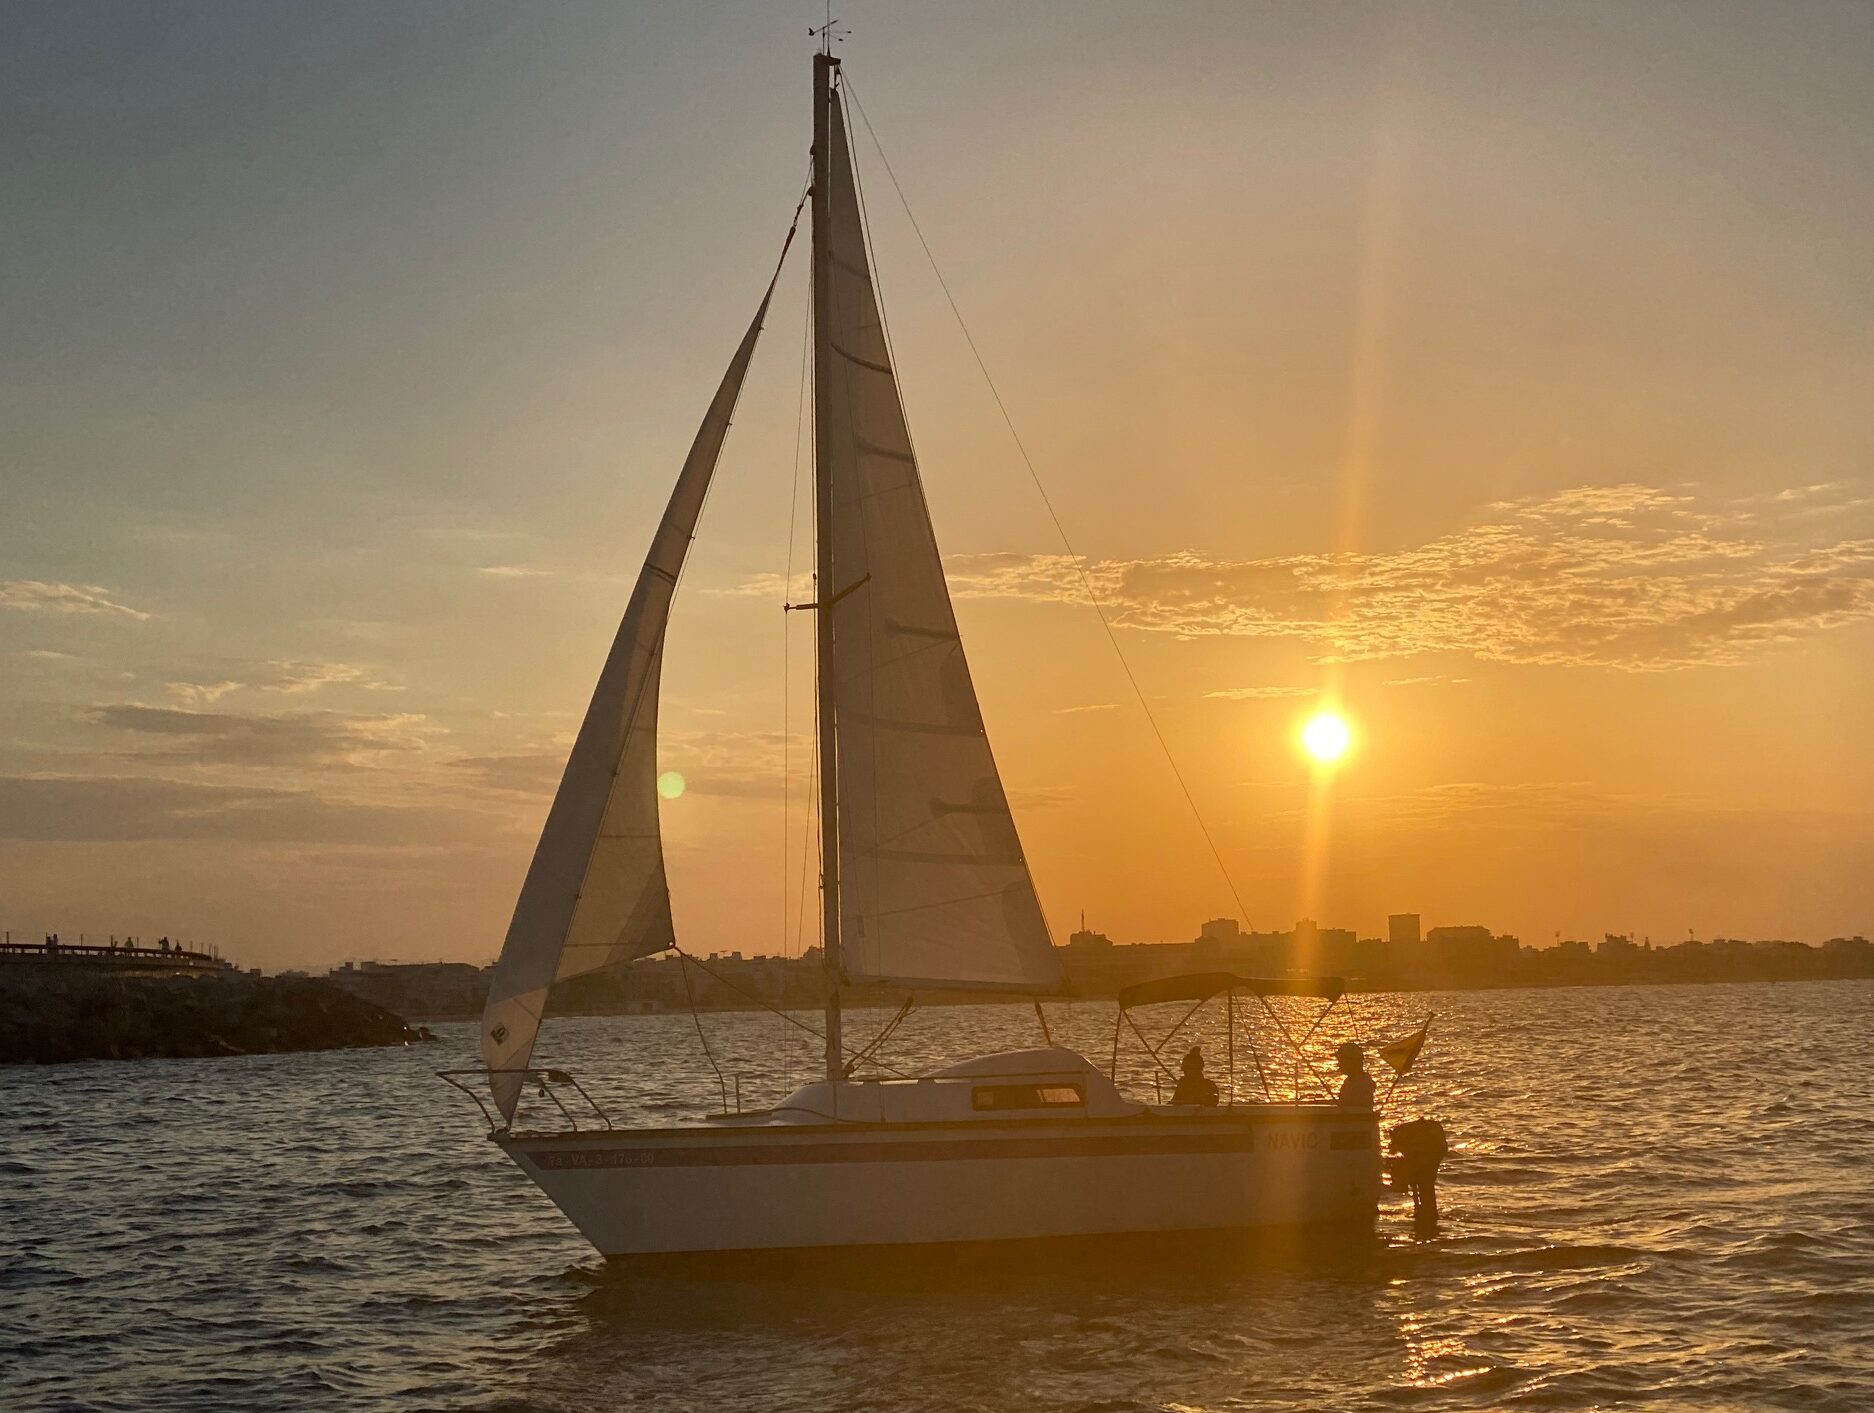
[0, 937, 231, 977]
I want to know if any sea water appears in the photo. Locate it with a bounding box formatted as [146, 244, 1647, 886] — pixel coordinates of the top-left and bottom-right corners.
[3, 980, 1870, 1411]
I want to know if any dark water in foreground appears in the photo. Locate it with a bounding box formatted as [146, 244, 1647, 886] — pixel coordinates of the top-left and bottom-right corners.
[3, 981, 1871, 1411]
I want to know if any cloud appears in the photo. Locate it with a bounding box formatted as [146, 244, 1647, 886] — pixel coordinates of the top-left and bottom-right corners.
[711, 570, 814, 601]
[1365, 780, 1611, 824]
[89, 705, 438, 768]
[475, 564, 632, 589]
[0, 580, 149, 620]
[673, 770, 785, 799]
[941, 484, 1874, 671]
[1056, 702, 1120, 714]
[449, 752, 565, 797]
[1383, 675, 1471, 688]
[164, 661, 398, 705]
[1204, 685, 1316, 700]
[654, 729, 812, 799]
[269, 661, 396, 694]
[0, 775, 475, 845]
[454, 730, 804, 804]
[166, 681, 244, 706]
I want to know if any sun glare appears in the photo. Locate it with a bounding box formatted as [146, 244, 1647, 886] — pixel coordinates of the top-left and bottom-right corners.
[1301, 712, 1353, 765]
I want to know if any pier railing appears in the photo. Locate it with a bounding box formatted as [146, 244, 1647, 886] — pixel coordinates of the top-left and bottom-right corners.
[0, 939, 229, 974]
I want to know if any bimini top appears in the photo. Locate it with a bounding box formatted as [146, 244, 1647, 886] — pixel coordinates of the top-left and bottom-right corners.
[1117, 971, 1346, 1010]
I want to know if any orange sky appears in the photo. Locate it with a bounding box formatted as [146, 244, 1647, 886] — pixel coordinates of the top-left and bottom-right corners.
[3, 3, 1871, 969]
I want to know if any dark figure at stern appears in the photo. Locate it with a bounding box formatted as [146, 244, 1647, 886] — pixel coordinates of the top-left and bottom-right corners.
[1387, 1118, 1449, 1234]
[1171, 1047, 1219, 1107]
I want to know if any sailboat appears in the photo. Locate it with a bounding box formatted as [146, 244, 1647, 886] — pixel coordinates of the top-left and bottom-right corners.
[449, 50, 1383, 1258]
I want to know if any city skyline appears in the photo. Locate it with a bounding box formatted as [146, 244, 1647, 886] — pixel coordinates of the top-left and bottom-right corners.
[4, 3, 1872, 971]
[6, 904, 1865, 975]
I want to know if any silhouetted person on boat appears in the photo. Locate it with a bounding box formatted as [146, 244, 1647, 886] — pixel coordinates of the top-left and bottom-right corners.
[1387, 1117, 1448, 1233]
[1336, 1042, 1375, 1110]
[1171, 1047, 1219, 1106]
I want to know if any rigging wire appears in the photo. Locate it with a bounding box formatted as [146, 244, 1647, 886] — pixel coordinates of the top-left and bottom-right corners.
[840, 81, 1255, 929]
[673, 945, 917, 1081]
[843, 995, 915, 1077]
[676, 951, 732, 1114]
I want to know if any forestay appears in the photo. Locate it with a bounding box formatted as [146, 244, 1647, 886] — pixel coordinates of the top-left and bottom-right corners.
[817, 91, 1061, 993]
[480, 270, 784, 1123]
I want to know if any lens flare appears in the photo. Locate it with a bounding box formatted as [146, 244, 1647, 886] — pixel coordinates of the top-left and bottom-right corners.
[656, 770, 686, 799]
[1300, 712, 1352, 764]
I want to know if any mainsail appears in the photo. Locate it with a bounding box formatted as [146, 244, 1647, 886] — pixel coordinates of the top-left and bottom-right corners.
[817, 84, 1061, 993]
[480, 263, 787, 1123]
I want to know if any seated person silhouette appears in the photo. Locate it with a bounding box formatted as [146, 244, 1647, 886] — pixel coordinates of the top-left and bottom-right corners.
[1171, 1046, 1219, 1106]
[1336, 1042, 1376, 1109]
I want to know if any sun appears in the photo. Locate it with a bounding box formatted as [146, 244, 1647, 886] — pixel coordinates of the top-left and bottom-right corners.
[1300, 711, 1353, 764]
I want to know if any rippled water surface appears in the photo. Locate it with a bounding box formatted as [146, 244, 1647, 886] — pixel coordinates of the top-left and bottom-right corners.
[4, 981, 1871, 1411]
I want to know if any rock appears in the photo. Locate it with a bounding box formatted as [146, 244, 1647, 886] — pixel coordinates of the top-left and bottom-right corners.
[0, 969, 435, 1065]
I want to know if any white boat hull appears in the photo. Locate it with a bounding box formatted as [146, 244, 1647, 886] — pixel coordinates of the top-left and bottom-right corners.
[499, 1105, 1381, 1257]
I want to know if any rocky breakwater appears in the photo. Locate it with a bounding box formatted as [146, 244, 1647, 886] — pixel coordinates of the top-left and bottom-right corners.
[0, 968, 434, 1064]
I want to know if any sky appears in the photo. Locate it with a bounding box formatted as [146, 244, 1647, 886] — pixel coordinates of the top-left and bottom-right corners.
[4, 2, 1872, 971]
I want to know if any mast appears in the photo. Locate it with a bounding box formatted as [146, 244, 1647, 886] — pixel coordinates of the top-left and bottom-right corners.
[811, 50, 843, 1083]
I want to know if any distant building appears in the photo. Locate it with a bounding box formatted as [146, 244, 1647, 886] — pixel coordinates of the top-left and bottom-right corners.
[1312, 927, 1358, 970]
[1424, 925, 1519, 971]
[325, 960, 488, 1017]
[1427, 925, 1493, 947]
[1388, 913, 1421, 947]
[1199, 918, 1241, 943]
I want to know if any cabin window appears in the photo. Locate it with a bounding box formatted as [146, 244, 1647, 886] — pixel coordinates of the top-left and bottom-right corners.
[970, 1083, 1084, 1111]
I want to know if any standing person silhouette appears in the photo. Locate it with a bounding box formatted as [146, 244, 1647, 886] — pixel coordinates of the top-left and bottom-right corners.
[1171, 1047, 1219, 1106]
[1336, 1042, 1375, 1109]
